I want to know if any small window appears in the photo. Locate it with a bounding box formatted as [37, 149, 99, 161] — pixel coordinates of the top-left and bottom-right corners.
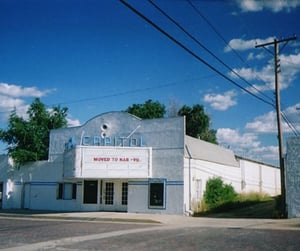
[72, 183, 77, 199]
[57, 183, 63, 200]
[149, 179, 166, 209]
[57, 183, 77, 200]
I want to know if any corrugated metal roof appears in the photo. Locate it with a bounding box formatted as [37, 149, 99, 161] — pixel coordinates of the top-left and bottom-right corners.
[184, 135, 239, 167]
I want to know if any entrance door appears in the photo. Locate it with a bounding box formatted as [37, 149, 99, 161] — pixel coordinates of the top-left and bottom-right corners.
[83, 180, 98, 204]
[101, 180, 128, 212]
[0, 183, 3, 209]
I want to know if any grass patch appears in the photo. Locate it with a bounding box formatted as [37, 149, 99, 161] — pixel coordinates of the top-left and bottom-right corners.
[194, 193, 282, 219]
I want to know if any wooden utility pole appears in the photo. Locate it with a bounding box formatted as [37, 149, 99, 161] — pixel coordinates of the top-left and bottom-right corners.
[255, 36, 296, 217]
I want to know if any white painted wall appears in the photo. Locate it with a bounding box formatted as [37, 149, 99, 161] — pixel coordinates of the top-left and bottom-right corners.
[184, 157, 281, 213]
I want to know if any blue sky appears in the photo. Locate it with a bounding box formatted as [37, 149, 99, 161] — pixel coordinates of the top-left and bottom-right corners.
[0, 0, 300, 166]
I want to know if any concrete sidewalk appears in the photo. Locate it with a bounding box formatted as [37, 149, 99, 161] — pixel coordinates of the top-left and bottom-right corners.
[1, 209, 300, 230]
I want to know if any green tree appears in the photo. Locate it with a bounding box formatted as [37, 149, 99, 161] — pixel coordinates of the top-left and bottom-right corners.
[125, 99, 166, 119]
[178, 104, 217, 144]
[126, 100, 217, 144]
[0, 98, 68, 166]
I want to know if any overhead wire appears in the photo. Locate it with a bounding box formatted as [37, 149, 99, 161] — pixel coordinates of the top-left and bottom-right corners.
[148, 0, 275, 105]
[0, 77, 212, 114]
[185, 0, 300, 135]
[281, 111, 300, 136]
[120, 0, 275, 108]
[53, 77, 209, 106]
[186, 0, 276, 103]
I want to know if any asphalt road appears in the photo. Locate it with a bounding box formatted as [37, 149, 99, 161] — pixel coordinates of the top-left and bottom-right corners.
[0, 217, 300, 250]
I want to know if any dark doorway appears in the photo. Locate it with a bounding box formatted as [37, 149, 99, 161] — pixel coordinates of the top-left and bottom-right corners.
[83, 180, 98, 204]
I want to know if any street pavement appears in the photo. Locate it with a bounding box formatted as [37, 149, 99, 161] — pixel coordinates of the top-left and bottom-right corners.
[1, 209, 300, 230]
[0, 210, 300, 250]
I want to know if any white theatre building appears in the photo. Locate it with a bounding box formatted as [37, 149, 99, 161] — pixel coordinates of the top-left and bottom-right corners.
[0, 112, 280, 214]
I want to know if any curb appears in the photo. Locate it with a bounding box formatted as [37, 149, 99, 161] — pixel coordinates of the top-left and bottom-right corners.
[0, 212, 161, 224]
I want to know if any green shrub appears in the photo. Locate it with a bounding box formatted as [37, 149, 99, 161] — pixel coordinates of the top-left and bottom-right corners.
[204, 177, 237, 210]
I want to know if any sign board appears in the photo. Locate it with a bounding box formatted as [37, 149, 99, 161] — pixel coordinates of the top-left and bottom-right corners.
[64, 146, 152, 179]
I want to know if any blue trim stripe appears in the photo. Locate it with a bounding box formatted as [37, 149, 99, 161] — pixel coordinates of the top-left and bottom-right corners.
[129, 180, 184, 186]
[13, 181, 58, 186]
[29, 182, 57, 186]
[167, 180, 184, 186]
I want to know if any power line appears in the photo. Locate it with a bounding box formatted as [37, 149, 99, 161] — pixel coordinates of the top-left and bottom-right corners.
[256, 36, 297, 218]
[281, 111, 299, 136]
[186, 0, 247, 65]
[120, 0, 275, 108]
[148, 0, 275, 105]
[0, 77, 212, 113]
[187, 0, 275, 103]
[54, 77, 208, 106]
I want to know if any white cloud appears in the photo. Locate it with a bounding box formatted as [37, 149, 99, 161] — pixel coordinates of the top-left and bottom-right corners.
[246, 111, 277, 133]
[0, 82, 54, 98]
[229, 52, 300, 92]
[217, 127, 279, 165]
[0, 95, 29, 122]
[0, 95, 24, 109]
[203, 90, 237, 111]
[236, 0, 300, 12]
[67, 117, 81, 127]
[247, 52, 266, 60]
[246, 103, 300, 134]
[280, 53, 300, 83]
[0, 82, 56, 122]
[217, 128, 260, 148]
[217, 102, 300, 166]
[224, 37, 274, 52]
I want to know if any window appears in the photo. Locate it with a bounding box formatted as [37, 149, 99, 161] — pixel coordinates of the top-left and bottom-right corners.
[149, 179, 166, 209]
[105, 182, 114, 205]
[72, 183, 77, 199]
[122, 182, 128, 205]
[57, 183, 77, 200]
[57, 183, 63, 200]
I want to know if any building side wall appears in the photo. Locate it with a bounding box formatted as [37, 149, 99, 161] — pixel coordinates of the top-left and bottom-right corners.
[0, 157, 82, 211]
[240, 160, 280, 196]
[184, 157, 280, 213]
[286, 137, 300, 218]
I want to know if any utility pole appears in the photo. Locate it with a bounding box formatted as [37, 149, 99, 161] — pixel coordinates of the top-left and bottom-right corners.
[256, 35, 296, 218]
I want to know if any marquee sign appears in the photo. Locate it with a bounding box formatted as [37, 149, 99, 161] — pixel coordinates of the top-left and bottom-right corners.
[63, 146, 152, 179]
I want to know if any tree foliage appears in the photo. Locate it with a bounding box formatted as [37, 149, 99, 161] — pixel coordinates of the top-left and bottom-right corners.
[125, 100, 217, 144]
[125, 99, 166, 119]
[0, 98, 68, 166]
[204, 177, 237, 210]
[178, 104, 217, 143]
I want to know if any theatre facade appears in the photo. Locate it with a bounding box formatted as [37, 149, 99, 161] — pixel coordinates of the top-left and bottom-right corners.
[0, 112, 280, 215]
